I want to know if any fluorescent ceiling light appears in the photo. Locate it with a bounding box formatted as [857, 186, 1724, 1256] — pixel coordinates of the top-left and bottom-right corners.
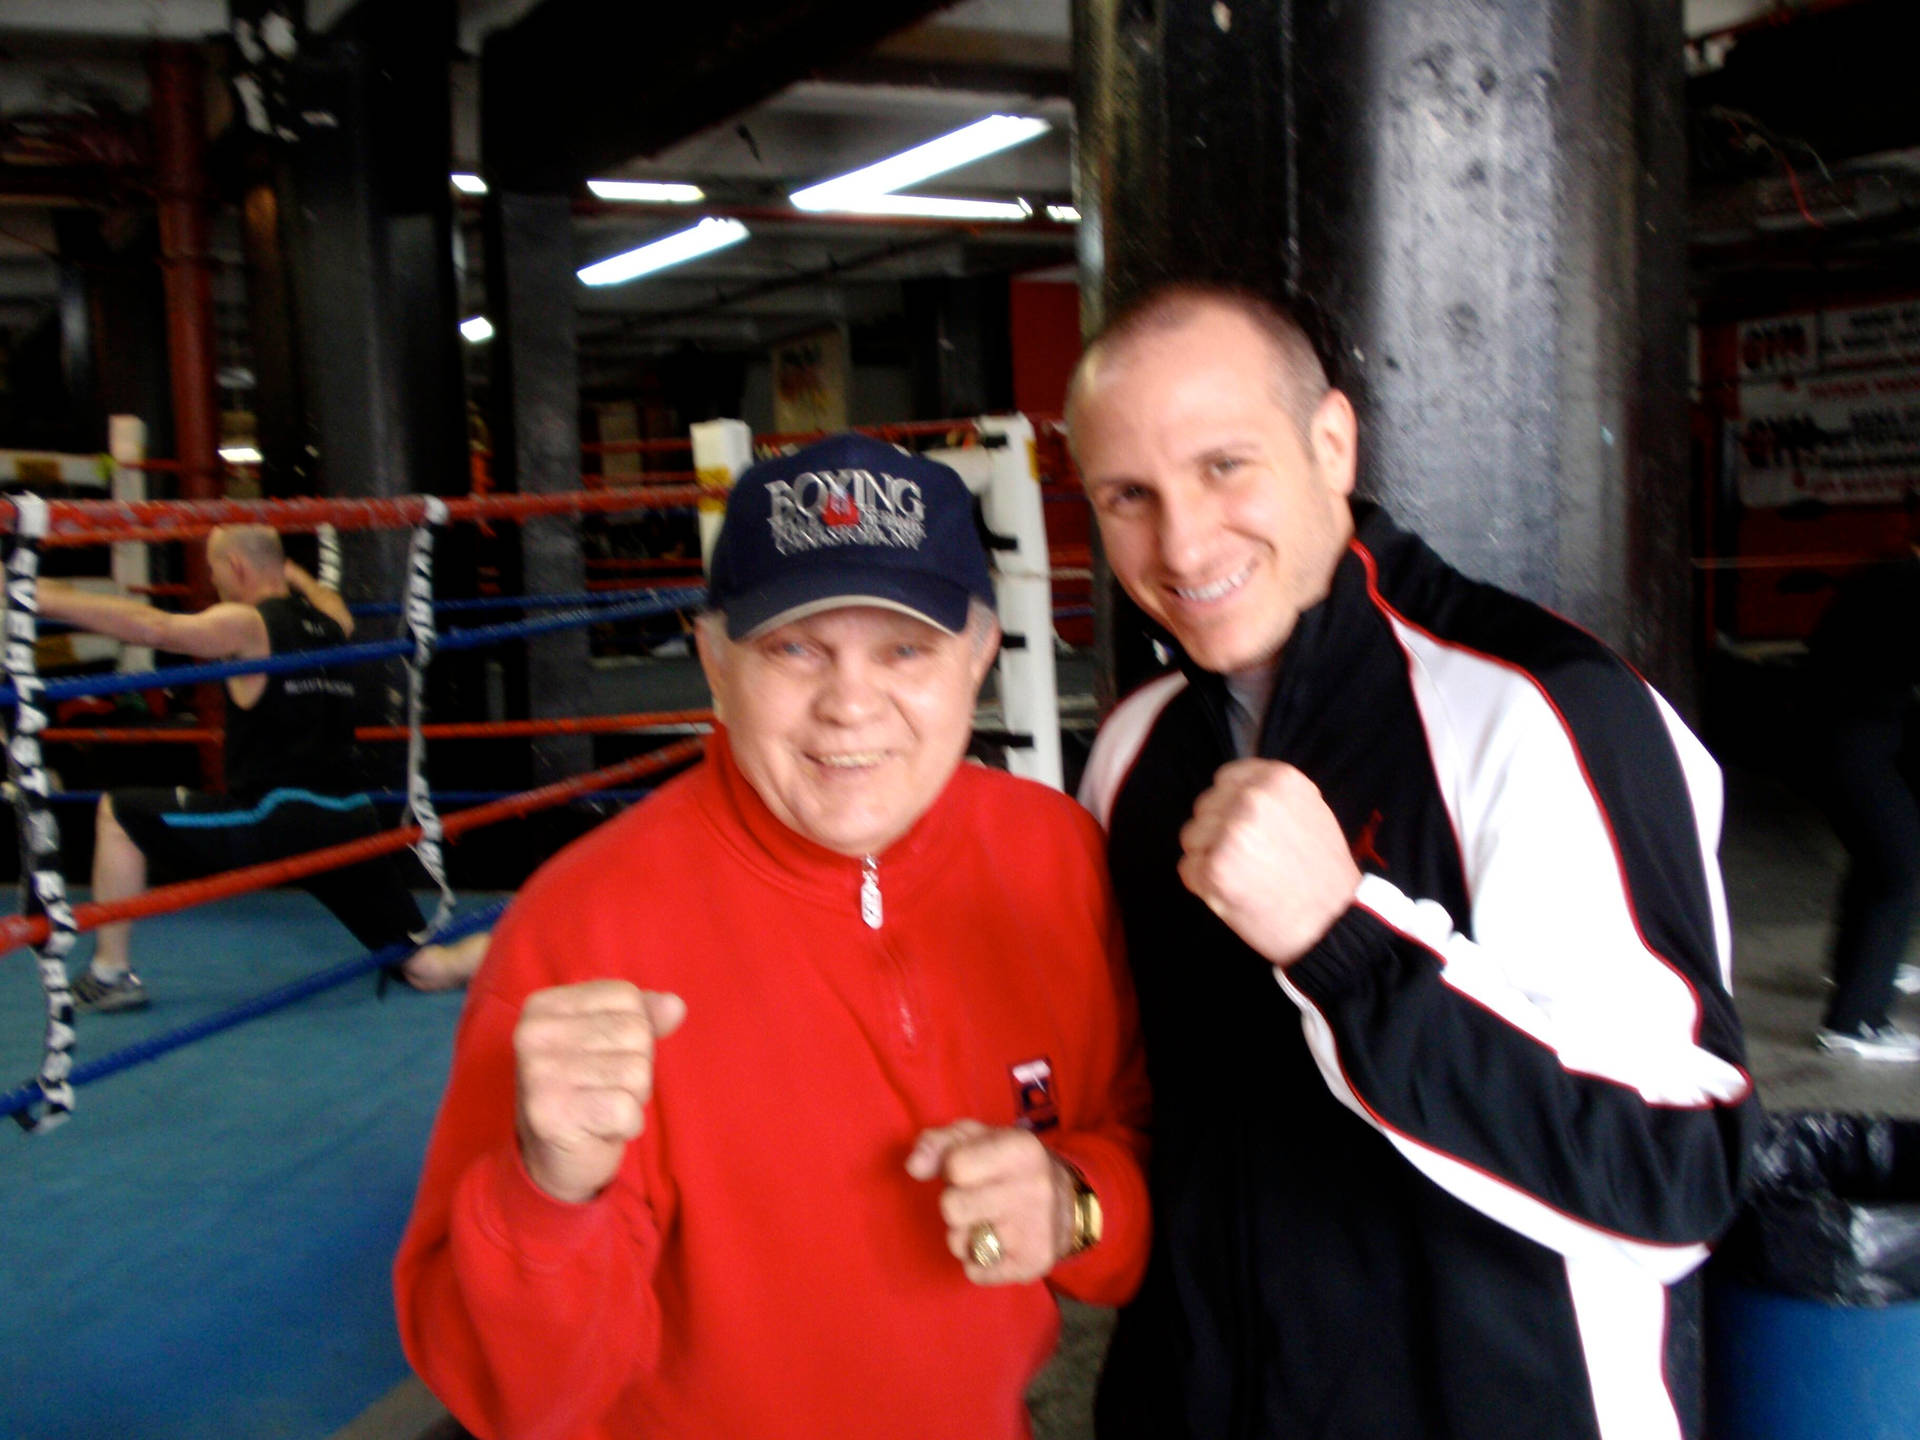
[461, 315, 495, 344]
[450, 172, 488, 195]
[818, 194, 1033, 221]
[588, 179, 705, 203]
[219, 445, 262, 464]
[577, 217, 750, 287]
[1046, 204, 1081, 223]
[790, 114, 1049, 211]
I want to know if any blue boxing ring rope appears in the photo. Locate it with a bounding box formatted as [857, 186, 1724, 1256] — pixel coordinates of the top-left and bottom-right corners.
[0, 585, 707, 710]
[0, 901, 504, 1124]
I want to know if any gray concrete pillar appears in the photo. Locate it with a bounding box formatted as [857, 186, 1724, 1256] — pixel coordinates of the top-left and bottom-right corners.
[1075, 0, 1693, 705]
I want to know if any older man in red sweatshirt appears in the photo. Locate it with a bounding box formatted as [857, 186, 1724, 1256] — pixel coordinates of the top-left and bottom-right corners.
[394, 433, 1149, 1440]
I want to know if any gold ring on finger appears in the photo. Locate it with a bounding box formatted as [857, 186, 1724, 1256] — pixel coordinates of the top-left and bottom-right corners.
[967, 1220, 1003, 1268]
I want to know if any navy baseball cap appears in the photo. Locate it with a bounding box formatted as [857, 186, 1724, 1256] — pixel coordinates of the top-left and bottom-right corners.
[707, 432, 996, 639]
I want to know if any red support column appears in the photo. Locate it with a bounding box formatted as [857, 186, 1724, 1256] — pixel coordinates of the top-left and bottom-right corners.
[149, 42, 225, 787]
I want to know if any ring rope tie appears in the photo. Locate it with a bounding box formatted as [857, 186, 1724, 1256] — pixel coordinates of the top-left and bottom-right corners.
[4, 495, 77, 1132]
[315, 522, 342, 591]
[404, 497, 454, 933]
[0, 585, 707, 709]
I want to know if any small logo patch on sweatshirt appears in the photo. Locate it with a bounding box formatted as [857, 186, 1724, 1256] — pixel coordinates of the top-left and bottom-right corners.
[1011, 1057, 1059, 1132]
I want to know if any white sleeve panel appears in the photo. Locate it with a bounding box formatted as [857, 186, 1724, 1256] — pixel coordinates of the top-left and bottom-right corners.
[1564, 1254, 1685, 1440]
[1077, 673, 1189, 832]
[1269, 613, 1751, 1279]
[1275, 944, 1715, 1285]
[1385, 622, 1749, 1108]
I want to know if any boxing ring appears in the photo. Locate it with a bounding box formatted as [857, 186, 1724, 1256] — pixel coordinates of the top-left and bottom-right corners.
[0, 412, 1086, 1439]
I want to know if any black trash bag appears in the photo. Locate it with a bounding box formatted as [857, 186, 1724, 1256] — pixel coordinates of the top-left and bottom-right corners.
[1711, 1111, 1920, 1306]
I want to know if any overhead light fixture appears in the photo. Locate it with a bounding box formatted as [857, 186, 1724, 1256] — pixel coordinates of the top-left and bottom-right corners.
[450, 173, 488, 195]
[1046, 204, 1081, 223]
[461, 315, 495, 344]
[819, 194, 1033, 222]
[219, 445, 263, 465]
[790, 114, 1049, 212]
[588, 179, 705, 203]
[577, 217, 750, 288]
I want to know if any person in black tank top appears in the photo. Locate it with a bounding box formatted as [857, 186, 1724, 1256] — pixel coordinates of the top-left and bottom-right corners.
[225, 592, 361, 798]
[38, 524, 489, 1012]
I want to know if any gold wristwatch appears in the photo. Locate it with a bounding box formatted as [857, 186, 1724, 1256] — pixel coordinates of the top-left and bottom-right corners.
[1065, 1163, 1103, 1254]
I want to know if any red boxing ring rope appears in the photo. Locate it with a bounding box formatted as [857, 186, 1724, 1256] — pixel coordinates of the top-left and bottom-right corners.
[581, 438, 692, 455]
[0, 737, 705, 958]
[755, 419, 982, 449]
[0, 485, 704, 547]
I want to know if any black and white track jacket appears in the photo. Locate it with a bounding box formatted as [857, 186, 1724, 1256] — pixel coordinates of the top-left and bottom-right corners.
[1080, 505, 1757, 1440]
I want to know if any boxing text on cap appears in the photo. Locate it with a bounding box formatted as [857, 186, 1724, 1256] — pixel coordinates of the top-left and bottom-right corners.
[706, 432, 997, 640]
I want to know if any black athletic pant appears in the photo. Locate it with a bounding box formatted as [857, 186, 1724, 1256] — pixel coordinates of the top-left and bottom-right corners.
[1814, 714, 1920, 1033]
[110, 785, 428, 953]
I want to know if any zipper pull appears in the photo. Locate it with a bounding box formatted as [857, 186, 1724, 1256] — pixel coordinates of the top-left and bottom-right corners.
[860, 854, 883, 930]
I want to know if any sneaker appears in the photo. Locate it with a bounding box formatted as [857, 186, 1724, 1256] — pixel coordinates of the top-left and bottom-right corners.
[1814, 1022, 1920, 1062]
[69, 969, 149, 1014]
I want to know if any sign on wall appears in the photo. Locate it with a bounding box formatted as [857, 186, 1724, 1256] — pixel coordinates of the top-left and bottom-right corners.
[1732, 299, 1920, 505]
[1735, 366, 1920, 506]
[772, 327, 849, 435]
[1735, 299, 1920, 380]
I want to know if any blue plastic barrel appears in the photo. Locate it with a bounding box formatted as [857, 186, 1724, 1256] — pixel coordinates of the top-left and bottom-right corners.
[1709, 1278, 1920, 1438]
[1705, 1112, 1920, 1440]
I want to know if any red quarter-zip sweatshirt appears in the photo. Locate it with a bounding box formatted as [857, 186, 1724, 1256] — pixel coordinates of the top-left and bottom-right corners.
[394, 730, 1149, 1440]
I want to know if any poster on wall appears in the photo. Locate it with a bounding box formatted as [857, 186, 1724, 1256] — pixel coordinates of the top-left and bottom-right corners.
[1735, 300, 1920, 381]
[1734, 365, 1920, 507]
[772, 327, 849, 435]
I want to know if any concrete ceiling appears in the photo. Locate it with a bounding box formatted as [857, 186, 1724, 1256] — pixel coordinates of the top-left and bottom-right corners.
[454, 0, 1079, 382]
[0, 0, 1901, 398]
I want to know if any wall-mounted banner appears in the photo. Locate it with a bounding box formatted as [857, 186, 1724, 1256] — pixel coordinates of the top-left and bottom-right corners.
[1735, 365, 1920, 507]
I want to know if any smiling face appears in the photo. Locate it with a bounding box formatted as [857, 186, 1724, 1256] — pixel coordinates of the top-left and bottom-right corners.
[1068, 300, 1359, 678]
[696, 604, 999, 857]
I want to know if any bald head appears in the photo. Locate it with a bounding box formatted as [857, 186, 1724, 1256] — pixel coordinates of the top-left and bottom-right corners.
[208, 524, 283, 573]
[1067, 284, 1332, 448]
[1061, 283, 1359, 676]
[207, 525, 287, 603]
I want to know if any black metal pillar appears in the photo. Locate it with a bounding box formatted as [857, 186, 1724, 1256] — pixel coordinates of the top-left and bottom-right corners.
[1075, 0, 1693, 707]
[481, 189, 591, 785]
[150, 42, 227, 787]
[281, 1, 479, 730]
[87, 212, 174, 463]
[50, 212, 100, 454]
[905, 276, 1014, 420]
[239, 163, 313, 500]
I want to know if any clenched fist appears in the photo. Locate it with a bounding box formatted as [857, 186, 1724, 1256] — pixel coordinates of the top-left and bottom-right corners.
[1178, 759, 1361, 966]
[906, 1120, 1076, 1285]
[514, 980, 686, 1204]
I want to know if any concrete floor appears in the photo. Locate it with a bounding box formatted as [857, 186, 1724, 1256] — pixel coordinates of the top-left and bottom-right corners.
[347, 754, 1918, 1440]
[1720, 764, 1920, 1120]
